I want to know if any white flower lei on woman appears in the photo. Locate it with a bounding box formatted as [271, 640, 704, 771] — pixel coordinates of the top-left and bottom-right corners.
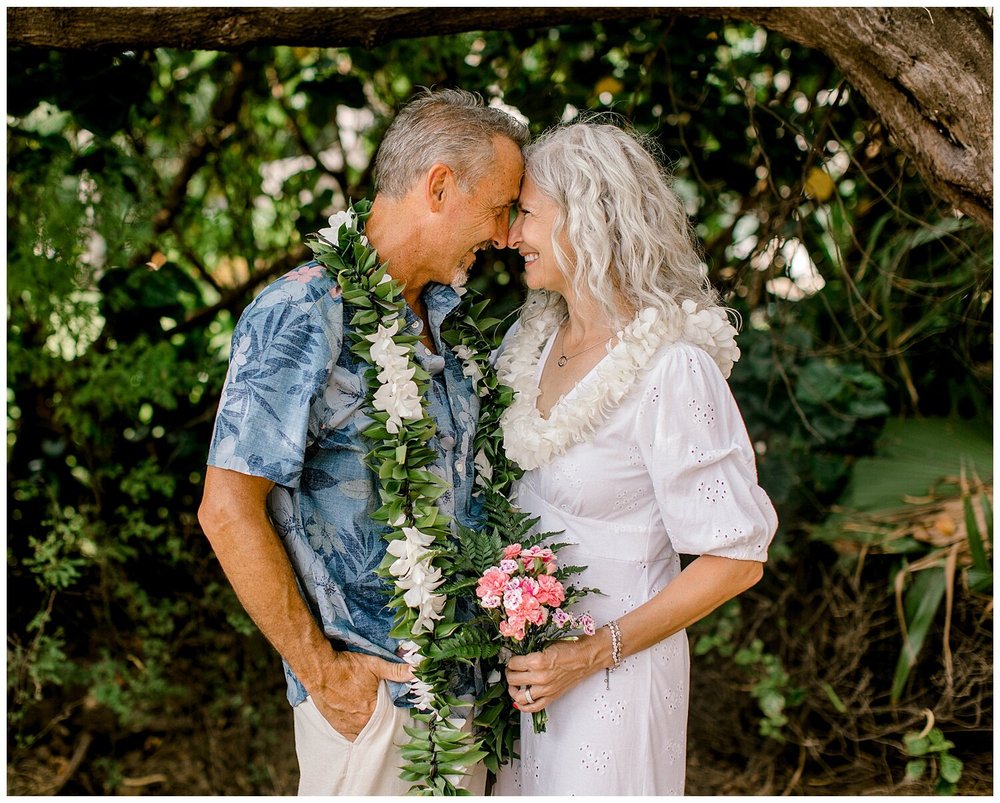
[497, 294, 742, 471]
[307, 202, 515, 794]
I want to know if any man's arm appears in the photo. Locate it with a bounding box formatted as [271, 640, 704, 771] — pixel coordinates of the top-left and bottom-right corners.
[197, 466, 412, 740]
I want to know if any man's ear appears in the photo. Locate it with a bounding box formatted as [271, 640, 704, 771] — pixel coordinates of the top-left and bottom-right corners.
[424, 163, 453, 212]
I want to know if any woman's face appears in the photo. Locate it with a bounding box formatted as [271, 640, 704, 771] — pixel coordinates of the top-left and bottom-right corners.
[508, 174, 573, 296]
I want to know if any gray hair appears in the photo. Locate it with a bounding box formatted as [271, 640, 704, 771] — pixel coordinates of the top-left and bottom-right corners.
[374, 87, 529, 198]
[523, 120, 720, 329]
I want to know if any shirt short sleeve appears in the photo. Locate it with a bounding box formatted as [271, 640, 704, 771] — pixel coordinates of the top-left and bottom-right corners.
[207, 273, 343, 489]
[637, 342, 777, 561]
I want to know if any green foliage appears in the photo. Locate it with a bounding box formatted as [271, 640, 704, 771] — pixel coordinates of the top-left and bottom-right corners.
[6, 14, 990, 794]
[831, 418, 992, 515]
[693, 601, 804, 741]
[810, 417, 992, 706]
[903, 727, 964, 794]
[729, 321, 891, 525]
[891, 570, 947, 705]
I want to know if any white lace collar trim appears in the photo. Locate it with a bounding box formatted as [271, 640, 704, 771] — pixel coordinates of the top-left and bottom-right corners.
[497, 299, 740, 471]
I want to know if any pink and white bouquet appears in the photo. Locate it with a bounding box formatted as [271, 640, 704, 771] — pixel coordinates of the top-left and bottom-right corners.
[476, 542, 596, 733]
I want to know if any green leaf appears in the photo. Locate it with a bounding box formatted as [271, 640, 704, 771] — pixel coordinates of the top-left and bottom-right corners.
[927, 728, 954, 751]
[835, 418, 992, 514]
[966, 567, 993, 593]
[400, 745, 434, 760]
[794, 360, 845, 405]
[938, 753, 963, 783]
[963, 492, 990, 574]
[903, 733, 930, 757]
[846, 398, 891, 419]
[891, 568, 946, 703]
[905, 758, 927, 780]
[820, 681, 847, 713]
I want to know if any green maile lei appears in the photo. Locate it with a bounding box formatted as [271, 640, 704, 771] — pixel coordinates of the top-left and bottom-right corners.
[306, 200, 524, 795]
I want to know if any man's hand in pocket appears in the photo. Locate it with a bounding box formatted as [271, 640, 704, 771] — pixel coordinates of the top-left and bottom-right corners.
[309, 652, 414, 741]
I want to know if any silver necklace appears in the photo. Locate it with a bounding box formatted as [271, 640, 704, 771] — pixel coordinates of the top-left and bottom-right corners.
[556, 326, 612, 368]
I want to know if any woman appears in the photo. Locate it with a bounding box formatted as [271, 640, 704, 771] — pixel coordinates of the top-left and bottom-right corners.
[492, 121, 778, 795]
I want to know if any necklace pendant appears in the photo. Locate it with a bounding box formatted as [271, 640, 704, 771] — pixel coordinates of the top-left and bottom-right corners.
[557, 355, 568, 367]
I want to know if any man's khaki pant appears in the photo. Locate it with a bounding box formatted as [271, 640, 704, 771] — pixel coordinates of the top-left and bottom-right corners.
[293, 681, 487, 796]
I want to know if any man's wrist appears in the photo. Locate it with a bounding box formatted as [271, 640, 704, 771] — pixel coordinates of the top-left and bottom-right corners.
[292, 633, 342, 693]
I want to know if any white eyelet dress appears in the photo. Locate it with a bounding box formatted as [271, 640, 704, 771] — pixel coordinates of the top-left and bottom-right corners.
[493, 312, 778, 796]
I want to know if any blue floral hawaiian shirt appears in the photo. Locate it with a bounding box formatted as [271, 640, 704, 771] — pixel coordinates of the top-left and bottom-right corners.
[207, 261, 482, 707]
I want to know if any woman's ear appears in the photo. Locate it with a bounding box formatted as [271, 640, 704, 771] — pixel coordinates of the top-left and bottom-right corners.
[424, 163, 453, 212]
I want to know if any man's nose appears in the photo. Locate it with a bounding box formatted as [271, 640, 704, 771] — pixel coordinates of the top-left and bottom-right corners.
[491, 211, 512, 249]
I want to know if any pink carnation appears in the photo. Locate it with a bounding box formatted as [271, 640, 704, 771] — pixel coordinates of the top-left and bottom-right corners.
[576, 613, 596, 636]
[521, 546, 556, 569]
[551, 607, 571, 627]
[534, 574, 566, 607]
[520, 594, 547, 627]
[522, 546, 554, 561]
[499, 615, 526, 642]
[476, 567, 509, 601]
[499, 559, 519, 574]
[518, 576, 540, 596]
[503, 543, 523, 560]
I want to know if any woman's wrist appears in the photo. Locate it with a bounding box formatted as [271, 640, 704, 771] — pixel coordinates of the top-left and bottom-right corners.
[582, 625, 614, 674]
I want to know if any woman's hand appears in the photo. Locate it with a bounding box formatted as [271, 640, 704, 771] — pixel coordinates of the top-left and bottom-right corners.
[505, 632, 609, 714]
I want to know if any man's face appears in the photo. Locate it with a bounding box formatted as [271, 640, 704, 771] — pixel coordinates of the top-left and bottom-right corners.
[440, 136, 524, 288]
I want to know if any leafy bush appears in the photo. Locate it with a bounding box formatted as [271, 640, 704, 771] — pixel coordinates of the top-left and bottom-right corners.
[7, 15, 991, 794]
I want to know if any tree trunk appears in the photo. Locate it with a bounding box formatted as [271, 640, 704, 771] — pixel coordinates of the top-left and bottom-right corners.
[736, 7, 992, 229]
[7, 6, 992, 227]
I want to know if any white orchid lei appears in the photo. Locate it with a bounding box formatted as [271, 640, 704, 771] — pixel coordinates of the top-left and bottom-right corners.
[497, 294, 741, 471]
[307, 201, 523, 794]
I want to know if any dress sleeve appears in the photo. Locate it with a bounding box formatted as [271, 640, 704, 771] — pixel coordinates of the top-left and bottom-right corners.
[636, 342, 777, 561]
[207, 281, 342, 489]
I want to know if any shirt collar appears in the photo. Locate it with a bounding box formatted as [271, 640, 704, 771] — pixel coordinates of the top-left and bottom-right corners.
[400, 282, 463, 336]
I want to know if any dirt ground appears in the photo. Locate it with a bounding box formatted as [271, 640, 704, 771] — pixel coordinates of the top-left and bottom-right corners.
[8, 566, 992, 795]
[9, 660, 992, 796]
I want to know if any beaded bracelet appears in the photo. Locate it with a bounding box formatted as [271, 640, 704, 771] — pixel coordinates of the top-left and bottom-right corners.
[604, 619, 623, 689]
[607, 619, 623, 668]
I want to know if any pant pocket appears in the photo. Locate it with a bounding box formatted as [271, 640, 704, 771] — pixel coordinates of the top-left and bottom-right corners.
[300, 681, 387, 746]
[352, 679, 390, 744]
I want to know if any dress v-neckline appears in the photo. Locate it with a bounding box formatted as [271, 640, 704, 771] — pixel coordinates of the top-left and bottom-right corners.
[499, 302, 741, 472]
[534, 328, 609, 422]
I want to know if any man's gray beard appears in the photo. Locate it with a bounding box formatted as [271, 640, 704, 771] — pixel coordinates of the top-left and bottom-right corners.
[450, 264, 470, 291]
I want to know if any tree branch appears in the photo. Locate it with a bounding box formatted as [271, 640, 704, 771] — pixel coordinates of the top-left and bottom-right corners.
[8, 6, 992, 226]
[173, 245, 311, 335]
[7, 7, 670, 50]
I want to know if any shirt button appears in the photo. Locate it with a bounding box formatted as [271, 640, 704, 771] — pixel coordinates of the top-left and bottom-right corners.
[440, 435, 456, 450]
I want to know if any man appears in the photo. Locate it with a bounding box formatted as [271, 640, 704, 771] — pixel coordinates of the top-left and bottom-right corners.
[198, 88, 527, 795]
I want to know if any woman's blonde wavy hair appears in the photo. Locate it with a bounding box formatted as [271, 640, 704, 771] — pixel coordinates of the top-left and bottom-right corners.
[522, 117, 721, 330]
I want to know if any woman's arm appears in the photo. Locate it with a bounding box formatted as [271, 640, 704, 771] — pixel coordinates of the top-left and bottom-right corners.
[504, 555, 762, 713]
